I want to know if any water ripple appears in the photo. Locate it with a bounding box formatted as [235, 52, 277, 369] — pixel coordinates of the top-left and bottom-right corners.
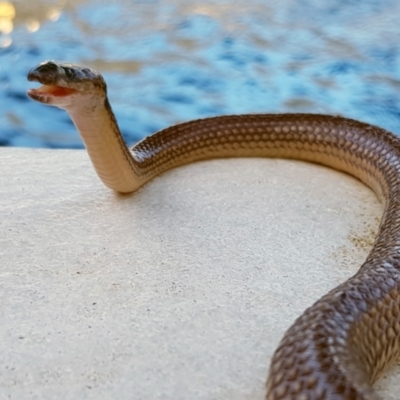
[2, 0, 400, 147]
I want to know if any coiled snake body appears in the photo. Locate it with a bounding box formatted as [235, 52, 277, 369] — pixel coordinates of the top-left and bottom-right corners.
[27, 61, 400, 399]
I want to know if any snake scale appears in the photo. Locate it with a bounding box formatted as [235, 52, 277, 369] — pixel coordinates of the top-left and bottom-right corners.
[27, 61, 400, 399]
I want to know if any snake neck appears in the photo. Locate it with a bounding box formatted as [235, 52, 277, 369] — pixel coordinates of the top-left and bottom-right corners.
[67, 98, 141, 193]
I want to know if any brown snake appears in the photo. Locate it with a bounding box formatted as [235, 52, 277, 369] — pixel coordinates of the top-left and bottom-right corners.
[27, 61, 400, 399]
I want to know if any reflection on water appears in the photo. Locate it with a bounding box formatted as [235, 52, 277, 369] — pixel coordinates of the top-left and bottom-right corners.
[1, 0, 400, 147]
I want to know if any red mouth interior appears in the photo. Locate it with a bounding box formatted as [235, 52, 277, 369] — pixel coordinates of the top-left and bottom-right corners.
[30, 84, 78, 97]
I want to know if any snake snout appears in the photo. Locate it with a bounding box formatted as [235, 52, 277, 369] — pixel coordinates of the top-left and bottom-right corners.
[27, 61, 62, 85]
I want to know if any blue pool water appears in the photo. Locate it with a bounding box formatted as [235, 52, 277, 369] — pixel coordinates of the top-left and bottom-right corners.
[1, 0, 400, 148]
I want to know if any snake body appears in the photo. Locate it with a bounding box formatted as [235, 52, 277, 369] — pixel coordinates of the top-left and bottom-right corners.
[27, 61, 400, 399]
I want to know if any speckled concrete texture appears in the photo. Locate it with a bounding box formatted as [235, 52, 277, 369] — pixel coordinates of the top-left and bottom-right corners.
[0, 148, 398, 399]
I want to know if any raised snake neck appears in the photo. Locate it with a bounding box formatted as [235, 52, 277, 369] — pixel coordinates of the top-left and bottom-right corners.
[27, 61, 400, 399]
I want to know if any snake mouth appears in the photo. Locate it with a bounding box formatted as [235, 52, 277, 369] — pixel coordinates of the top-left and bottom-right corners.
[27, 83, 78, 104]
[27, 61, 105, 104]
[27, 84, 77, 98]
[27, 63, 78, 101]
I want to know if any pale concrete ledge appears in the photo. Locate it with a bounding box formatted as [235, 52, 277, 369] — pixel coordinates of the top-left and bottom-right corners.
[0, 147, 398, 399]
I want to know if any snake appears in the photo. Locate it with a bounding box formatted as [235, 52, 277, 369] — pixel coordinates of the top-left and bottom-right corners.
[26, 60, 400, 399]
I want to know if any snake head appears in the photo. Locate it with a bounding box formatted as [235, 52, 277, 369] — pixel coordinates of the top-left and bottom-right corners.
[27, 61, 107, 111]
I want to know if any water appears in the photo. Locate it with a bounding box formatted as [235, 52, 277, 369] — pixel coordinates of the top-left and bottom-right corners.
[1, 0, 400, 148]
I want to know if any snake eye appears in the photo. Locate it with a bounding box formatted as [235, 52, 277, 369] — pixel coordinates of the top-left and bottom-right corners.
[63, 67, 75, 79]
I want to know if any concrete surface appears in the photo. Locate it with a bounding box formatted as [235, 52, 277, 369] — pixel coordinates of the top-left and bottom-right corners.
[0, 147, 399, 399]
